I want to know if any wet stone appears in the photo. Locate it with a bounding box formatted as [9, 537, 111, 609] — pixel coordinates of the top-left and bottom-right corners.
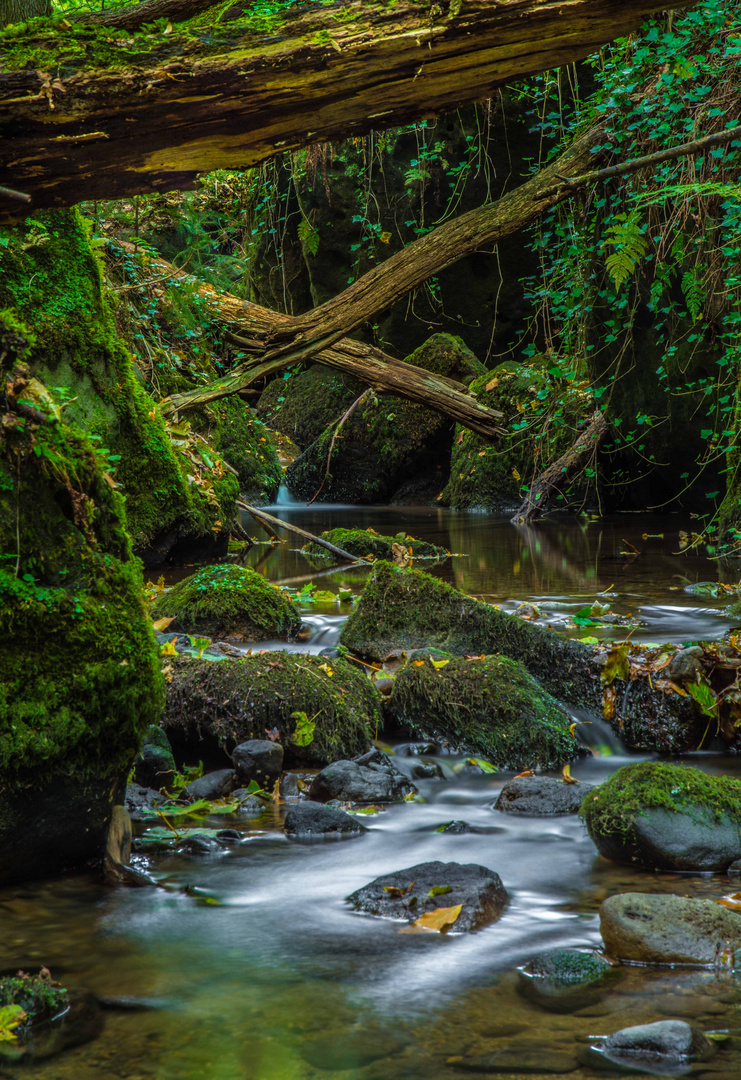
[348, 860, 508, 932]
[231, 791, 266, 817]
[284, 801, 366, 839]
[581, 1019, 717, 1074]
[183, 769, 236, 801]
[231, 739, 284, 787]
[600, 893, 741, 965]
[495, 775, 593, 815]
[310, 754, 416, 803]
[438, 820, 475, 834]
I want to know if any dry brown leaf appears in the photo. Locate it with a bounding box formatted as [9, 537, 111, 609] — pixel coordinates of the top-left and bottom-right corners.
[153, 616, 176, 632]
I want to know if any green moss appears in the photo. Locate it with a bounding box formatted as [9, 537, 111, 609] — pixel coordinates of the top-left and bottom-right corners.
[386, 654, 581, 768]
[0, 367, 164, 783]
[258, 365, 365, 450]
[151, 564, 301, 640]
[580, 761, 741, 843]
[0, 210, 238, 555]
[340, 561, 603, 710]
[286, 335, 483, 503]
[164, 652, 379, 765]
[0, 972, 68, 1033]
[340, 562, 703, 752]
[302, 527, 449, 564]
[442, 361, 592, 510]
[525, 950, 612, 986]
[208, 398, 282, 501]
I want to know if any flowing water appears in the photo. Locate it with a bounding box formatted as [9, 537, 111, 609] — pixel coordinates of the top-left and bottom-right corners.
[3, 507, 741, 1079]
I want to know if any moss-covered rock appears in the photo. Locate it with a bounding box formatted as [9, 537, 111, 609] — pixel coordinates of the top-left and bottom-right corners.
[442, 361, 592, 511]
[163, 653, 379, 766]
[0, 210, 239, 563]
[286, 335, 484, 504]
[0, 358, 163, 885]
[209, 398, 282, 502]
[340, 563, 704, 753]
[385, 654, 583, 768]
[580, 761, 741, 871]
[302, 527, 449, 564]
[257, 364, 365, 450]
[151, 564, 301, 641]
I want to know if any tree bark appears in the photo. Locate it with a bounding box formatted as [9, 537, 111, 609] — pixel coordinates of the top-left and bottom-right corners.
[0, 0, 49, 28]
[77, 0, 218, 31]
[111, 241, 506, 439]
[0, 0, 694, 216]
[511, 409, 609, 523]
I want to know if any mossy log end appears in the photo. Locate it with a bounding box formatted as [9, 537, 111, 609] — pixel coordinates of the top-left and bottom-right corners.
[0, 0, 693, 215]
[340, 563, 705, 754]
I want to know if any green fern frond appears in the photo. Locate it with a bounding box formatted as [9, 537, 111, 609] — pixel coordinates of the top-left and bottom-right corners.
[297, 218, 319, 257]
[602, 210, 648, 291]
[681, 268, 705, 322]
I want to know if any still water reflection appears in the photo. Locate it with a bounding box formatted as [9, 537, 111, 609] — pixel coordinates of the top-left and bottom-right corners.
[3, 510, 741, 1080]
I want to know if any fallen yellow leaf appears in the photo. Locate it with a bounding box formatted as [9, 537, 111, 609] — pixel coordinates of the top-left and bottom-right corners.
[512, 467, 521, 481]
[153, 616, 176, 632]
[561, 763, 579, 785]
[485, 377, 499, 391]
[430, 658, 450, 669]
[413, 904, 462, 933]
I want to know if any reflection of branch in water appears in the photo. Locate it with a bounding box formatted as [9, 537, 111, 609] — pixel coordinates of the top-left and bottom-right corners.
[273, 562, 366, 589]
[513, 523, 598, 592]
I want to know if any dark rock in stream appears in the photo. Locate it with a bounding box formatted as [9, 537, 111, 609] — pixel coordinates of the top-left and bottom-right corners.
[231, 738, 284, 787]
[133, 725, 176, 790]
[231, 790, 267, 816]
[348, 860, 509, 931]
[581, 1019, 715, 1074]
[495, 775, 593, 815]
[600, 893, 741, 965]
[437, 820, 475, 834]
[310, 753, 416, 803]
[278, 772, 310, 801]
[0, 990, 103, 1063]
[284, 802, 366, 839]
[582, 762, 741, 871]
[183, 769, 236, 800]
[518, 949, 615, 1013]
[125, 783, 168, 822]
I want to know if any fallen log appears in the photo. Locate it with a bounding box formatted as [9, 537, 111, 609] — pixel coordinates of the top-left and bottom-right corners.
[110, 242, 505, 439]
[511, 409, 609, 523]
[237, 499, 359, 562]
[339, 561, 707, 754]
[0, 0, 693, 215]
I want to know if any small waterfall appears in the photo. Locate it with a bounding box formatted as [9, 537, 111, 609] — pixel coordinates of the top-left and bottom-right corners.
[274, 484, 301, 507]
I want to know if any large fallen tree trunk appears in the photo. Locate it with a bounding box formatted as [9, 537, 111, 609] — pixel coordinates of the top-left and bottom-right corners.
[111, 242, 506, 438]
[0, 0, 693, 215]
[339, 562, 709, 755]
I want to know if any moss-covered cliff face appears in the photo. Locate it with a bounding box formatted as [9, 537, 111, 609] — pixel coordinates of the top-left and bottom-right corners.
[0, 210, 239, 562]
[286, 334, 484, 503]
[442, 361, 593, 511]
[257, 365, 366, 450]
[0, 348, 163, 884]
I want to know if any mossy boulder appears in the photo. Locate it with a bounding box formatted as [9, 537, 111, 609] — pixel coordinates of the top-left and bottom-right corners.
[286, 335, 484, 504]
[302, 527, 449, 564]
[0, 211, 239, 564]
[163, 653, 379, 766]
[0, 359, 163, 885]
[257, 364, 366, 450]
[340, 563, 704, 753]
[442, 361, 592, 511]
[580, 761, 741, 871]
[385, 655, 583, 769]
[151, 564, 301, 641]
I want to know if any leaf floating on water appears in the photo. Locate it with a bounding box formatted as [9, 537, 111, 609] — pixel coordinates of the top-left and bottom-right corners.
[428, 885, 453, 897]
[413, 904, 463, 933]
[152, 616, 175, 631]
[467, 757, 497, 774]
[717, 892, 741, 912]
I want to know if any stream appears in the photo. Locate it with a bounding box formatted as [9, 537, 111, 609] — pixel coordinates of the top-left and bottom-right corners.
[3, 506, 741, 1079]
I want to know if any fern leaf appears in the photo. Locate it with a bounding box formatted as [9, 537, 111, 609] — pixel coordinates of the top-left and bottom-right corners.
[602, 210, 647, 292]
[681, 268, 705, 322]
[297, 218, 319, 257]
